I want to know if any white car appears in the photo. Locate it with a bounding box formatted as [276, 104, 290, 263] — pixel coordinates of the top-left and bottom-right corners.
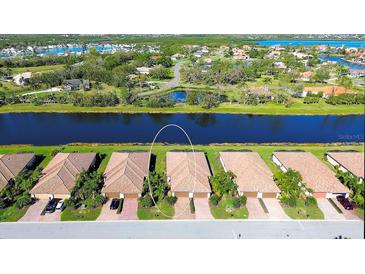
[55, 200, 65, 211]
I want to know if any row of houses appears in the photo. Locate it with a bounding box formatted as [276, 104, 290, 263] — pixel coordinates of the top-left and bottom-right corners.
[1, 151, 363, 202]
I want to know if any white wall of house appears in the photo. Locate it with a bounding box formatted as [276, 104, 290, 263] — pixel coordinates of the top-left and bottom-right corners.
[272, 155, 287, 172]
[326, 154, 364, 184]
[219, 157, 227, 172]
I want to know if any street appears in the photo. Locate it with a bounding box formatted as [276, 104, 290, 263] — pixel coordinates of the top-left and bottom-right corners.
[0, 220, 363, 239]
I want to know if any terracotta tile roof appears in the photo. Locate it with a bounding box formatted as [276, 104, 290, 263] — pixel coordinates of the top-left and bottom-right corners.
[102, 152, 149, 194]
[327, 152, 364, 179]
[303, 86, 351, 96]
[30, 153, 96, 195]
[167, 152, 211, 193]
[220, 152, 280, 193]
[273, 152, 349, 194]
[0, 153, 35, 191]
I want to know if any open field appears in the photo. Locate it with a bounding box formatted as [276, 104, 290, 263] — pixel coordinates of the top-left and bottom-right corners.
[10, 64, 65, 74]
[1, 101, 364, 115]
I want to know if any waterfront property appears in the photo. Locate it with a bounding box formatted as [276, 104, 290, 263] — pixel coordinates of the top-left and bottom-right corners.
[0, 153, 35, 191]
[101, 152, 149, 199]
[30, 153, 97, 199]
[166, 152, 212, 198]
[272, 152, 350, 198]
[326, 151, 364, 182]
[219, 151, 280, 198]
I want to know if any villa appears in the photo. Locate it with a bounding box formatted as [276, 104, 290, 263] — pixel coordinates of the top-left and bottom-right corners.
[326, 152, 364, 183]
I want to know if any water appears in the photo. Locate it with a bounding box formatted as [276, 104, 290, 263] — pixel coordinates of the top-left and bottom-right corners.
[254, 40, 365, 48]
[169, 91, 187, 103]
[0, 113, 363, 145]
[319, 55, 365, 70]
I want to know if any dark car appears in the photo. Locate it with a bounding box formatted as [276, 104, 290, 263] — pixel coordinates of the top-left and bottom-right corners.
[110, 199, 120, 210]
[45, 199, 60, 213]
[336, 196, 353, 210]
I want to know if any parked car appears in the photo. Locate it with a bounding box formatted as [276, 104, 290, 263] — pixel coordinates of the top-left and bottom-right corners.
[45, 199, 59, 213]
[110, 199, 120, 210]
[55, 200, 65, 211]
[336, 196, 353, 210]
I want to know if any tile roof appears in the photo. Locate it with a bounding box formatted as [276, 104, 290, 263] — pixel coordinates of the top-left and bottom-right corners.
[167, 152, 211, 193]
[30, 153, 96, 195]
[220, 152, 280, 193]
[102, 152, 149, 194]
[273, 152, 349, 194]
[327, 152, 364, 179]
[0, 153, 35, 191]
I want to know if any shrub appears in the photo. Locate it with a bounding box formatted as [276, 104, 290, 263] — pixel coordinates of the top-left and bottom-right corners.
[305, 196, 317, 207]
[0, 198, 7, 209]
[165, 195, 177, 206]
[64, 198, 76, 210]
[189, 198, 195, 214]
[239, 195, 247, 206]
[209, 194, 220, 206]
[232, 197, 241, 208]
[288, 196, 297, 207]
[14, 194, 32, 209]
[140, 195, 154, 208]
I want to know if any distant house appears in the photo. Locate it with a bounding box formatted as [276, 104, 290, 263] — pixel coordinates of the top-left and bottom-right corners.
[136, 67, 152, 75]
[299, 71, 313, 82]
[348, 69, 365, 78]
[64, 79, 91, 91]
[171, 53, 185, 61]
[13, 72, 32, 86]
[302, 86, 350, 98]
[0, 153, 35, 192]
[273, 61, 287, 69]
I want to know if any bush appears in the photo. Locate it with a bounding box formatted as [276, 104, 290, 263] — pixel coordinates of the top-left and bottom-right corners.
[165, 195, 177, 206]
[140, 195, 154, 208]
[64, 198, 76, 210]
[232, 197, 241, 208]
[305, 196, 317, 207]
[189, 198, 195, 214]
[239, 195, 247, 206]
[288, 196, 297, 207]
[14, 194, 33, 209]
[209, 194, 220, 206]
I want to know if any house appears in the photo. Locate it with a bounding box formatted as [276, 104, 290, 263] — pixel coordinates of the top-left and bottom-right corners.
[326, 152, 364, 183]
[302, 86, 350, 98]
[30, 153, 97, 200]
[136, 67, 152, 75]
[64, 79, 91, 91]
[272, 152, 350, 198]
[101, 152, 149, 199]
[13, 72, 32, 85]
[219, 152, 280, 198]
[299, 71, 313, 82]
[273, 61, 287, 69]
[171, 53, 185, 61]
[166, 152, 211, 198]
[348, 69, 365, 78]
[0, 153, 35, 192]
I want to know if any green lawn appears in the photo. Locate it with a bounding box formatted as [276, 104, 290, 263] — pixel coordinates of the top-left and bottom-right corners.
[60, 207, 102, 221]
[0, 101, 363, 115]
[0, 205, 28, 222]
[210, 195, 249, 219]
[10, 64, 65, 74]
[283, 199, 324, 219]
[137, 199, 175, 220]
[355, 208, 364, 219]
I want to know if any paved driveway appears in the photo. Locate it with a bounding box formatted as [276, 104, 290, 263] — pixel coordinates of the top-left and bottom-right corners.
[174, 197, 194, 219]
[19, 200, 48, 222]
[331, 198, 361, 220]
[97, 199, 121, 221]
[317, 199, 346, 220]
[246, 198, 268, 219]
[39, 211, 61, 222]
[262, 198, 289, 219]
[120, 198, 138, 220]
[194, 198, 212, 219]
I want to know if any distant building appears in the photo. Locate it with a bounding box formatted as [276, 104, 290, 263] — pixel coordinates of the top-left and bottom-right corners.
[64, 79, 91, 91]
[13, 72, 31, 85]
[136, 67, 152, 75]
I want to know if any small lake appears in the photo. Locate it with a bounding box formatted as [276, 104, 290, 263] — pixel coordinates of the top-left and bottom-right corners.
[319, 55, 365, 70]
[169, 91, 187, 103]
[0, 113, 363, 145]
[254, 40, 365, 48]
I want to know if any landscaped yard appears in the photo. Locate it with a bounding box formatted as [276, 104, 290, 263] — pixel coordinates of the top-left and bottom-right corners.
[355, 208, 364, 219]
[137, 199, 175, 220]
[282, 199, 324, 220]
[0, 205, 28, 222]
[210, 195, 249, 219]
[60, 207, 102, 221]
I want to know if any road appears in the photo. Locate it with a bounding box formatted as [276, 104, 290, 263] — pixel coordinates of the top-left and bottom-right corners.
[0, 220, 363, 239]
[138, 62, 182, 97]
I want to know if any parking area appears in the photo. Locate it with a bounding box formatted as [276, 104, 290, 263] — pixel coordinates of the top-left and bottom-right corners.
[194, 197, 212, 219]
[317, 199, 345, 220]
[262, 198, 289, 219]
[120, 198, 138, 220]
[331, 198, 361, 220]
[174, 197, 194, 219]
[246, 198, 267, 219]
[97, 199, 122, 221]
[19, 199, 61, 222]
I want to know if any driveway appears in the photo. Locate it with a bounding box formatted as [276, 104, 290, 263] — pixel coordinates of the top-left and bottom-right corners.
[120, 198, 138, 220]
[331, 198, 361, 220]
[262, 198, 289, 219]
[194, 197, 213, 219]
[317, 199, 346, 220]
[19, 199, 48, 222]
[97, 199, 121, 221]
[174, 197, 194, 219]
[246, 198, 268, 219]
[39, 211, 61, 222]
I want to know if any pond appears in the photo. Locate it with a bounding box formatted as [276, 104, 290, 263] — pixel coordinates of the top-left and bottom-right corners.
[0, 113, 363, 145]
[168, 91, 187, 103]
